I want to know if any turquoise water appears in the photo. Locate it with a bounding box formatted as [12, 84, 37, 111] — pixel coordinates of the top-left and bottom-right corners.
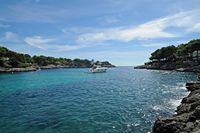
[0, 67, 196, 133]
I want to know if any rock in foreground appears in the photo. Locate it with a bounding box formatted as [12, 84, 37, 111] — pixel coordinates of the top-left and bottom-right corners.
[153, 76, 200, 133]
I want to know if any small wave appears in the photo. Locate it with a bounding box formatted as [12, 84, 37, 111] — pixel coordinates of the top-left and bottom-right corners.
[162, 71, 171, 74]
[152, 105, 163, 111]
[175, 82, 190, 95]
[168, 99, 182, 109]
[176, 82, 185, 86]
[163, 82, 186, 90]
[176, 82, 186, 90]
[162, 84, 187, 95]
[174, 86, 187, 91]
[134, 123, 140, 127]
[167, 82, 190, 110]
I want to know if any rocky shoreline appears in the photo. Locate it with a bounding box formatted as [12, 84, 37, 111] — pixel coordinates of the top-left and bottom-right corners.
[0, 64, 115, 73]
[134, 65, 200, 72]
[0, 67, 37, 73]
[153, 74, 200, 133]
[0, 66, 82, 73]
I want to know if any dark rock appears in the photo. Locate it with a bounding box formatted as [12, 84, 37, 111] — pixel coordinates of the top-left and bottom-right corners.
[186, 82, 200, 91]
[153, 118, 184, 133]
[153, 76, 200, 133]
[134, 65, 147, 69]
[185, 94, 200, 103]
[176, 103, 191, 114]
[190, 106, 200, 120]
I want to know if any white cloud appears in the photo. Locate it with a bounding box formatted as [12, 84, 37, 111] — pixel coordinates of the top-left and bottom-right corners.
[24, 36, 53, 50]
[51, 44, 87, 51]
[187, 23, 200, 32]
[76, 25, 174, 44]
[77, 9, 200, 44]
[24, 36, 88, 51]
[26, 9, 200, 51]
[4, 32, 17, 40]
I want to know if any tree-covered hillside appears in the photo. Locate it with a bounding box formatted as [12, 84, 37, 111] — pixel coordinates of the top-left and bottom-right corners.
[149, 39, 200, 61]
[137, 39, 200, 71]
[0, 46, 114, 68]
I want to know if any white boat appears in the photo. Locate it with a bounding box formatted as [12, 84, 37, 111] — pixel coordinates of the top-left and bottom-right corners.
[89, 65, 107, 73]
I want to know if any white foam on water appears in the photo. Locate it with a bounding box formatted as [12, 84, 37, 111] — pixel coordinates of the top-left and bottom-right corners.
[168, 99, 182, 109]
[175, 82, 187, 90]
[134, 123, 140, 127]
[152, 105, 162, 111]
[176, 82, 185, 86]
[176, 82, 190, 97]
[166, 81, 191, 112]
[167, 82, 189, 109]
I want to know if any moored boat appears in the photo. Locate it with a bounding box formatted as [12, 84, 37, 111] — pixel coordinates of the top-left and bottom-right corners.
[89, 65, 107, 73]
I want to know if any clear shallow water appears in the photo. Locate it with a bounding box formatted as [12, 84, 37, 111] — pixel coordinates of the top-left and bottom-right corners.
[0, 67, 196, 133]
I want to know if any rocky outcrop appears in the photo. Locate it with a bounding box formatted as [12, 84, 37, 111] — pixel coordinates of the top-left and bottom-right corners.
[134, 64, 200, 72]
[0, 65, 71, 73]
[0, 64, 115, 74]
[39, 65, 71, 69]
[153, 74, 200, 133]
[0, 67, 37, 73]
[134, 65, 147, 69]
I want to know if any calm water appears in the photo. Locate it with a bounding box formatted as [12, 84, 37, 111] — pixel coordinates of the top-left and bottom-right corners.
[0, 67, 196, 133]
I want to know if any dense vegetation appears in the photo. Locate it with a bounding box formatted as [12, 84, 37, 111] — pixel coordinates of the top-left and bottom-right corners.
[145, 39, 200, 69]
[0, 46, 114, 68]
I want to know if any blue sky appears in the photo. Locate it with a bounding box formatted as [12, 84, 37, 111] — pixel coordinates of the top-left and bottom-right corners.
[0, 0, 200, 66]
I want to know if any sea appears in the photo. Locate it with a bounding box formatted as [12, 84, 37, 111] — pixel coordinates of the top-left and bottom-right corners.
[0, 66, 196, 133]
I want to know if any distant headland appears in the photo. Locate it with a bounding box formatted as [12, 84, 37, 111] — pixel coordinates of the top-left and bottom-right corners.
[0, 46, 115, 73]
[135, 39, 200, 72]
